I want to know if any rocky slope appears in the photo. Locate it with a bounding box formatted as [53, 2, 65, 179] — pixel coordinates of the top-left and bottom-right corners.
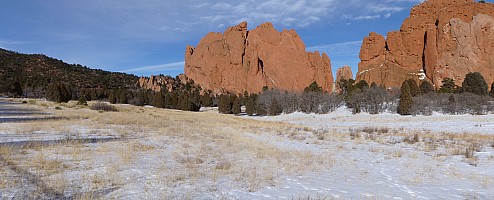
[138, 74, 189, 92]
[357, 0, 494, 89]
[184, 22, 334, 94]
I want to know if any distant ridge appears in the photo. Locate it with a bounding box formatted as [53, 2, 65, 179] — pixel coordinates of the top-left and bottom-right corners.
[0, 48, 138, 97]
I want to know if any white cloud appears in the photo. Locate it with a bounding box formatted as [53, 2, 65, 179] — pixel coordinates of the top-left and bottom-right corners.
[0, 0, 425, 75]
[122, 62, 185, 73]
[308, 41, 362, 56]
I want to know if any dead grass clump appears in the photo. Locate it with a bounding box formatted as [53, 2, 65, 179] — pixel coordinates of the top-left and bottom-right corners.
[465, 142, 482, 159]
[215, 161, 232, 170]
[90, 102, 117, 112]
[404, 134, 420, 144]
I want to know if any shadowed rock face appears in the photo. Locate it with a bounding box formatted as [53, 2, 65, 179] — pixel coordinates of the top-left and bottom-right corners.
[357, 0, 494, 89]
[184, 22, 334, 94]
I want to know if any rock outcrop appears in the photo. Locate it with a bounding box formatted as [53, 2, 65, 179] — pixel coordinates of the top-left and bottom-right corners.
[184, 22, 334, 94]
[357, 0, 494, 89]
[335, 66, 354, 92]
[138, 74, 189, 92]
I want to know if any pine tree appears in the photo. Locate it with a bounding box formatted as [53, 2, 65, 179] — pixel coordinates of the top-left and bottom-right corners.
[232, 96, 241, 115]
[439, 78, 456, 93]
[245, 94, 256, 116]
[154, 92, 164, 108]
[170, 91, 179, 109]
[419, 80, 434, 94]
[355, 80, 369, 91]
[406, 79, 419, 97]
[118, 89, 128, 104]
[164, 91, 172, 108]
[108, 90, 117, 104]
[218, 94, 232, 114]
[398, 81, 413, 115]
[462, 72, 488, 95]
[304, 81, 323, 93]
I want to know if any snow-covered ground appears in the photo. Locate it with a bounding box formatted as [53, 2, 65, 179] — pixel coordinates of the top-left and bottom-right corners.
[1, 100, 494, 199]
[257, 106, 494, 135]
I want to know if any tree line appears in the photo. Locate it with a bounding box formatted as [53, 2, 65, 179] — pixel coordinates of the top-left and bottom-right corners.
[217, 72, 494, 117]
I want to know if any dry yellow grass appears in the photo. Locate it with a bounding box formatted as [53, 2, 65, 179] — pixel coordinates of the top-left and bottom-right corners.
[1, 98, 493, 198]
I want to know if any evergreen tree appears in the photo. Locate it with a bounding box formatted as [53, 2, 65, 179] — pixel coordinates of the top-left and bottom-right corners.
[218, 94, 232, 114]
[439, 78, 456, 93]
[117, 89, 128, 104]
[200, 92, 213, 107]
[245, 94, 256, 116]
[188, 89, 201, 111]
[370, 82, 378, 89]
[419, 80, 434, 94]
[46, 83, 71, 103]
[164, 91, 172, 108]
[232, 96, 241, 115]
[108, 90, 117, 104]
[490, 82, 494, 98]
[9, 81, 23, 97]
[170, 91, 179, 109]
[406, 79, 420, 97]
[398, 81, 413, 115]
[462, 72, 488, 95]
[355, 80, 369, 91]
[154, 92, 164, 108]
[304, 81, 323, 93]
[338, 78, 355, 94]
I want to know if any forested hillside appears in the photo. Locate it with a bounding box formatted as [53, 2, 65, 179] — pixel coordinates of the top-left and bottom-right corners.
[0, 48, 138, 97]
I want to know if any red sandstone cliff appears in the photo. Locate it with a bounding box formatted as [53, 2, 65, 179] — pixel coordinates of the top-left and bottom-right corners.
[184, 22, 334, 94]
[357, 0, 494, 89]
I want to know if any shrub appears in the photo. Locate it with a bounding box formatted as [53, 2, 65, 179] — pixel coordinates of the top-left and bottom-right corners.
[398, 80, 413, 115]
[268, 97, 282, 116]
[462, 72, 488, 96]
[77, 97, 88, 106]
[419, 80, 434, 94]
[90, 101, 118, 112]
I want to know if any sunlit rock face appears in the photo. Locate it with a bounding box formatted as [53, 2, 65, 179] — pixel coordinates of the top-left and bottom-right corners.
[357, 0, 494, 88]
[184, 22, 334, 94]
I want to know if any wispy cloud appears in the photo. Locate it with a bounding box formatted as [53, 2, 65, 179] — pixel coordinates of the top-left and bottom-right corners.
[122, 62, 185, 73]
[308, 41, 363, 75]
[308, 41, 362, 56]
[0, 0, 426, 76]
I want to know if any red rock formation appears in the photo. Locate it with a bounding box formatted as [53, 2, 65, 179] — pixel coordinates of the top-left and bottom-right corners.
[138, 75, 189, 92]
[335, 66, 354, 92]
[357, 0, 494, 89]
[185, 22, 334, 94]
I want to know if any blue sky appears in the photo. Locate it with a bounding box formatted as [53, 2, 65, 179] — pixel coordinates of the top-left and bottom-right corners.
[0, 0, 439, 78]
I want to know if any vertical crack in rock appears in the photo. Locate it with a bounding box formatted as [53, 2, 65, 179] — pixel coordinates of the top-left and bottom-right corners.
[422, 31, 428, 77]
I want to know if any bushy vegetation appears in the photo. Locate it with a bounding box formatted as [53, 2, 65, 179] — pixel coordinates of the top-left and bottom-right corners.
[0, 48, 138, 99]
[90, 102, 118, 112]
